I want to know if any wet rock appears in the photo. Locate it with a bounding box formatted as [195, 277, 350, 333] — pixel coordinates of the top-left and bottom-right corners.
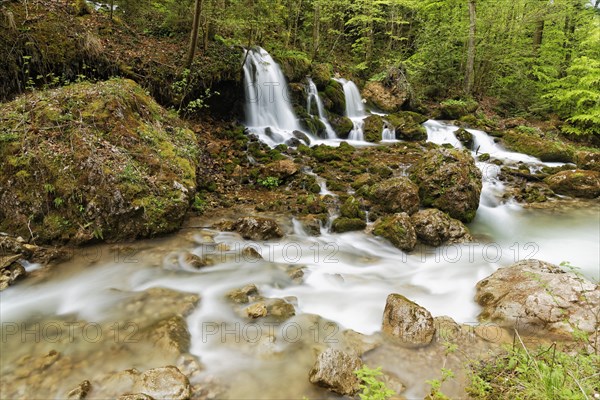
[322, 80, 346, 116]
[262, 159, 299, 181]
[133, 366, 191, 400]
[309, 348, 363, 396]
[232, 217, 284, 241]
[410, 148, 482, 222]
[382, 294, 436, 346]
[574, 150, 600, 172]
[139, 315, 191, 356]
[287, 266, 305, 283]
[180, 252, 212, 269]
[296, 215, 322, 236]
[544, 170, 600, 198]
[410, 208, 473, 246]
[331, 217, 367, 233]
[455, 128, 473, 149]
[362, 81, 408, 113]
[67, 380, 91, 400]
[372, 213, 417, 252]
[340, 196, 365, 219]
[368, 177, 420, 215]
[226, 284, 261, 304]
[363, 115, 384, 143]
[118, 288, 200, 325]
[340, 330, 383, 356]
[386, 111, 428, 141]
[285, 137, 302, 147]
[475, 259, 599, 337]
[329, 115, 353, 138]
[0, 255, 26, 290]
[245, 298, 295, 321]
[292, 130, 312, 145]
[311, 63, 332, 90]
[118, 394, 154, 400]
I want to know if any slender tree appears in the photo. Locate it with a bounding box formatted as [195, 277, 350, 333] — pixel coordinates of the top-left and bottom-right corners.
[185, 0, 204, 70]
[465, 0, 477, 95]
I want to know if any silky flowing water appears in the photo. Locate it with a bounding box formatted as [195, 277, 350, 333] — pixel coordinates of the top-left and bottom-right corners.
[2, 50, 599, 397]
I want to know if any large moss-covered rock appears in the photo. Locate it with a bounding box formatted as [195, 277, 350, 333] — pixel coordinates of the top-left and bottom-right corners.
[368, 177, 420, 215]
[544, 170, 600, 198]
[362, 81, 408, 113]
[340, 196, 365, 219]
[574, 150, 600, 172]
[322, 80, 346, 116]
[438, 99, 478, 120]
[311, 63, 332, 90]
[502, 128, 574, 163]
[0, 78, 199, 243]
[455, 128, 473, 149]
[273, 51, 311, 82]
[386, 111, 428, 141]
[329, 115, 353, 138]
[410, 148, 482, 222]
[363, 115, 384, 143]
[372, 213, 417, 252]
[331, 217, 366, 233]
[410, 208, 473, 246]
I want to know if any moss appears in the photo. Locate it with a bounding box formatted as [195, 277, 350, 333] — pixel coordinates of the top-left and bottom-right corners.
[273, 50, 311, 82]
[386, 111, 427, 141]
[322, 80, 346, 115]
[363, 115, 384, 143]
[340, 196, 365, 219]
[331, 217, 366, 233]
[0, 78, 199, 244]
[503, 129, 574, 163]
[439, 99, 478, 119]
[311, 63, 332, 90]
[329, 115, 353, 138]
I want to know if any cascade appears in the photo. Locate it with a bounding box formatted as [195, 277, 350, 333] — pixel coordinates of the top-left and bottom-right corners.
[334, 78, 367, 141]
[306, 78, 337, 139]
[243, 47, 310, 147]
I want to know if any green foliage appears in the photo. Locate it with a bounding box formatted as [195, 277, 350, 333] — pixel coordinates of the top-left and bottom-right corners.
[467, 342, 600, 399]
[426, 368, 454, 400]
[192, 194, 207, 213]
[354, 365, 395, 400]
[171, 69, 219, 115]
[257, 176, 280, 189]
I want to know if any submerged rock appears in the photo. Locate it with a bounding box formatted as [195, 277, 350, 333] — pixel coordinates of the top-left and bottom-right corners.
[410, 148, 482, 222]
[226, 284, 261, 304]
[455, 128, 473, 149]
[475, 259, 599, 337]
[309, 348, 363, 396]
[368, 177, 420, 215]
[244, 298, 296, 321]
[372, 213, 417, 252]
[382, 293, 436, 346]
[410, 208, 473, 246]
[232, 217, 284, 241]
[132, 366, 191, 400]
[544, 170, 600, 198]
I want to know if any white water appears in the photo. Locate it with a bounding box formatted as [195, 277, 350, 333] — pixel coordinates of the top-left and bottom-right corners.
[306, 78, 337, 139]
[243, 47, 313, 147]
[334, 78, 368, 141]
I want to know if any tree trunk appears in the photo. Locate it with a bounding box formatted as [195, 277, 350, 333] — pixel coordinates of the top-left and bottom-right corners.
[185, 0, 203, 70]
[109, 0, 114, 21]
[465, 0, 476, 95]
[533, 19, 544, 51]
[312, 2, 320, 59]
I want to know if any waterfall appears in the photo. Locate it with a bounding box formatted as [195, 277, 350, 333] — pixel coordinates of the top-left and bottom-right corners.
[306, 78, 337, 139]
[243, 47, 309, 147]
[382, 121, 395, 141]
[335, 78, 367, 141]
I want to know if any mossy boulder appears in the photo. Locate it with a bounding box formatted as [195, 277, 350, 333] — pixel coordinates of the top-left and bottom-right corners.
[311, 143, 354, 162]
[340, 196, 365, 219]
[311, 63, 332, 90]
[410, 148, 482, 222]
[0, 78, 199, 243]
[322, 80, 346, 116]
[410, 208, 473, 246]
[273, 51, 311, 82]
[544, 170, 600, 199]
[372, 213, 417, 252]
[331, 217, 366, 233]
[363, 115, 384, 143]
[368, 177, 420, 215]
[361, 81, 408, 113]
[386, 111, 428, 141]
[439, 99, 478, 120]
[502, 128, 574, 163]
[574, 150, 600, 172]
[329, 115, 353, 138]
[455, 128, 473, 149]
